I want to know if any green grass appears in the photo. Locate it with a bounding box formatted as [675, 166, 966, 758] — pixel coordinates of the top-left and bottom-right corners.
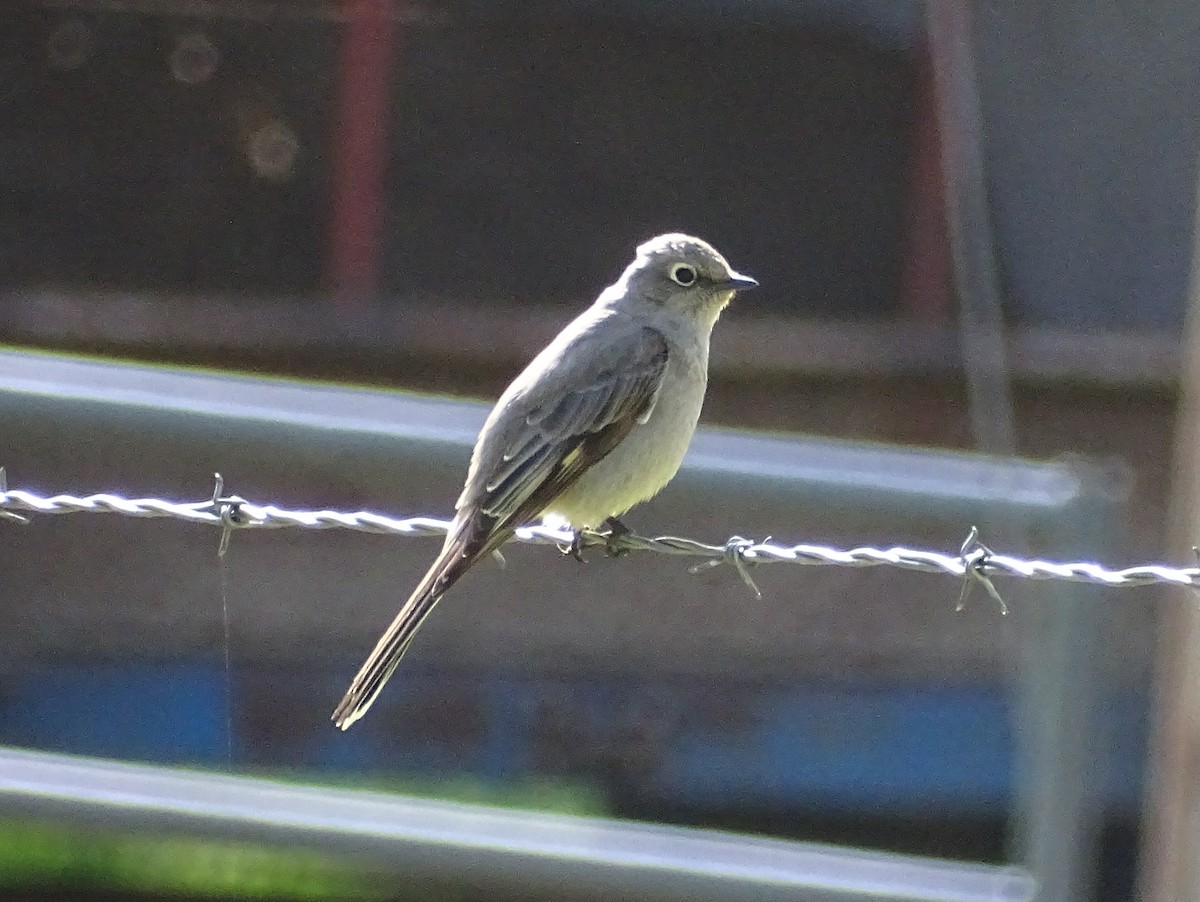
[0, 818, 389, 900]
[0, 772, 608, 899]
[291, 772, 609, 817]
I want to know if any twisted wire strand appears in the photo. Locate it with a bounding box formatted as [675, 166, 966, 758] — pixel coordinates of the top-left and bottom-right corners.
[1, 479, 1196, 592]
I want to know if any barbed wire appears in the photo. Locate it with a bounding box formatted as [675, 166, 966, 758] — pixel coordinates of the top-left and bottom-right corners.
[0, 476, 1189, 604]
[1, 470, 1197, 607]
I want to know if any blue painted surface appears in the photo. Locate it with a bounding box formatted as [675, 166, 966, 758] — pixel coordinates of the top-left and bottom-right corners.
[663, 688, 1013, 811]
[2, 663, 230, 764]
[0, 662, 1148, 818]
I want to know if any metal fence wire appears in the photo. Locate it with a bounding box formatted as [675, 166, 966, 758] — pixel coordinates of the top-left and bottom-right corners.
[2, 469, 1195, 612]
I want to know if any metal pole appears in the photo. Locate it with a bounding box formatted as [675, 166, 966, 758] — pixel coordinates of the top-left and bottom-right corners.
[923, 2, 1107, 900]
[1138, 152, 1200, 902]
[0, 746, 1035, 902]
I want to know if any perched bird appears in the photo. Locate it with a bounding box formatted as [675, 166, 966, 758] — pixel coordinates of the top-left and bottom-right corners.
[332, 233, 757, 729]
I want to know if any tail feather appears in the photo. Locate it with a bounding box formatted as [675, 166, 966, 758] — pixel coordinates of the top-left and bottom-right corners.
[331, 515, 503, 730]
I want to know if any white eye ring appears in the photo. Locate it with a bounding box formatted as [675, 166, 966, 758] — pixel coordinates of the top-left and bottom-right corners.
[669, 263, 698, 286]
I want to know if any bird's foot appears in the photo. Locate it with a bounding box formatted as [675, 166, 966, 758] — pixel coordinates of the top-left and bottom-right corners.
[557, 518, 631, 561]
[559, 529, 589, 563]
[600, 516, 632, 558]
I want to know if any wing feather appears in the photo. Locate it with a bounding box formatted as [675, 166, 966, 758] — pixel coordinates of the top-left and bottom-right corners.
[476, 325, 668, 526]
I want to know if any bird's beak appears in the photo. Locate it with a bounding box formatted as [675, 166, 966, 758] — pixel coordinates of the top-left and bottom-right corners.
[717, 271, 759, 292]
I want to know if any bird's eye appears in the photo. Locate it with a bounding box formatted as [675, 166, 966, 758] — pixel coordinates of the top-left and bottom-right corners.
[669, 263, 698, 286]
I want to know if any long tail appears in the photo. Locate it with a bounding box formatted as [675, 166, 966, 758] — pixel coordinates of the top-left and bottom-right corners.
[332, 514, 502, 730]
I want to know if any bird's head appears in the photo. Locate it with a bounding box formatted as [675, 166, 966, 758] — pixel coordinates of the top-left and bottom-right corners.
[617, 233, 758, 322]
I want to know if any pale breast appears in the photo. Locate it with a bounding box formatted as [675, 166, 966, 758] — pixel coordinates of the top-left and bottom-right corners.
[541, 348, 708, 529]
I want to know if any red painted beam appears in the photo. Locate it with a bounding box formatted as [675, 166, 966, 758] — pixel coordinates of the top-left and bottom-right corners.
[328, 0, 396, 309]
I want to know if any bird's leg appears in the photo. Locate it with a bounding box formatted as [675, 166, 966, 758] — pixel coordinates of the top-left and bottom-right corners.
[600, 516, 632, 558]
[559, 529, 589, 563]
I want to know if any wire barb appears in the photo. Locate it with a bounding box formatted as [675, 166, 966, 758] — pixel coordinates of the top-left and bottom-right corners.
[1, 481, 1199, 593]
[956, 526, 1008, 615]
[209, 473, 251, 558]
[689, 536, 762, 599]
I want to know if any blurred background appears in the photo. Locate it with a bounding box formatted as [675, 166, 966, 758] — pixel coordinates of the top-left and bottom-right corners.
[2, 0, 1200, 900]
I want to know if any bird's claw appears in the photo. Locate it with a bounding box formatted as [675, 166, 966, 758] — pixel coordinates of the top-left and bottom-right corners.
[557, 517, 631, 561]
[600, 516, 632, 558]
[559, 530, 589, 562]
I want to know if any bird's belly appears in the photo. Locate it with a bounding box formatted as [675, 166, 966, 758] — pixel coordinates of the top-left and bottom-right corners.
[541, 365, 705, 529]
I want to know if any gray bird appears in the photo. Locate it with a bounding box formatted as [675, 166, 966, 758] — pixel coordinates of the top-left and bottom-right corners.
[332, 233, 757, 729]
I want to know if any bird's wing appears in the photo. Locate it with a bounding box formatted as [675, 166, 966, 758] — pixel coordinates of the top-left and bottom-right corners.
[470, 324, 670, 531]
